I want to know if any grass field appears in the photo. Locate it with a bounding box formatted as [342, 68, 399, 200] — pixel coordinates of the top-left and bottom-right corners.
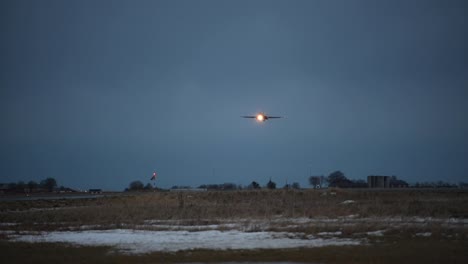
[1, 188, 467, 263]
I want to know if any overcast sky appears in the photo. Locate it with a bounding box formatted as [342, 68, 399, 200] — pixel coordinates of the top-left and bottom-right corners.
[1, 0, 467, 190]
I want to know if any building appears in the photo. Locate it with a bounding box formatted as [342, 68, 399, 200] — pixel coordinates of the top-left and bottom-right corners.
[88, 189, 102, 194]
[367, 175, 391, 188]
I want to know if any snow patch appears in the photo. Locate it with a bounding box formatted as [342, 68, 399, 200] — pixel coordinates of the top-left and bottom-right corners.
[343, 214, 359, 219]
[0, 223, 18, 226]
[415, 232, 432, 237]
[366, 230, 386, 236]
[10, 229, 361, 254]
[317, 231, 342, 236]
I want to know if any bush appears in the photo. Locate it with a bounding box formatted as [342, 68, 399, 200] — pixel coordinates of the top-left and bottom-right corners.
[129, 181, 144, 191]
[266, 179, 276, 189]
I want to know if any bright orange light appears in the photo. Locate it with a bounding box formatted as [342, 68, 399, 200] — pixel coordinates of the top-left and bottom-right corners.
[256, 114, 265, 121]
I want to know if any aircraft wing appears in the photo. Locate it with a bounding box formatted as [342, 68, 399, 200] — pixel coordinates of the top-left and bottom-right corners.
[268, 116, 282, 118]
[241, 116, 257, 118]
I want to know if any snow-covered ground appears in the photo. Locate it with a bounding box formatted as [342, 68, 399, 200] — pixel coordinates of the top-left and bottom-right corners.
[2, 216, 465, 254]
[415, 232, 432, 237]
[317, 231, 342, 236]
[9, 229, 361, 254]
[366, 230, 386, 237]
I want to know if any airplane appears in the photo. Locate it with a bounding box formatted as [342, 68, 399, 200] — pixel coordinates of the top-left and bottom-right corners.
[241, 112, 282, 122]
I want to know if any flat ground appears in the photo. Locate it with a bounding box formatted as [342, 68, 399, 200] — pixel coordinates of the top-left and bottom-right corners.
[1, 189, 467, 263]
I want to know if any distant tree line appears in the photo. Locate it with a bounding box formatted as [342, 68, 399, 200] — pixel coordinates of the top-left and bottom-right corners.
[309, 170, 465, 189]
[245, 180, 300, 190]
[309, 171, 405, 188]
[198, 183, 239, 190]
[125, 171, 465, 192]
[0, 178, 69, 193]
[125, 180, 156, 192]
[316, 171, 369, 188]
[125, 179, 301, 192]
[413, 181, 459, 188]
[197, 180, 300, 190]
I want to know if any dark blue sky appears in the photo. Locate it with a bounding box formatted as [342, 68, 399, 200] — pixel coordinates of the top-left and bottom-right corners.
[1, 0, 467, 190]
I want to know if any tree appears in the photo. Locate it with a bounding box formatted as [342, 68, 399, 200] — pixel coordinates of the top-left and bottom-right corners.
[351, 179, 368, 188]
[40, 178, 57, 192]
[266, 179, 276, 189]
[327, 171, 353, 188]
[389, 177, 409, 188]
[291, 182, 300, 189]
[144, 183, 154, 190]
[249, 181, 261, 189]
[309, 176, 324, 188]
[129, 181, 144, 191]
[27, 181, 38, 192]
[221, 183, 237, 190]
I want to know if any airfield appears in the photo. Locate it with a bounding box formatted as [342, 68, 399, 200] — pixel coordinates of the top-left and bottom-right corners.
[1, 188, 467, 263]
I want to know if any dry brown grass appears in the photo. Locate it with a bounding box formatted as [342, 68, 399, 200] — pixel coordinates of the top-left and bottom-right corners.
[1, 189, 467, 230]
[1, 189, 468, 263]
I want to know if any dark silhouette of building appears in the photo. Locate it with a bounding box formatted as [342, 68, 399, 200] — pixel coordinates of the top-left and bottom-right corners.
[367, 176, 391, 188]
[88, 189, 102, 194]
